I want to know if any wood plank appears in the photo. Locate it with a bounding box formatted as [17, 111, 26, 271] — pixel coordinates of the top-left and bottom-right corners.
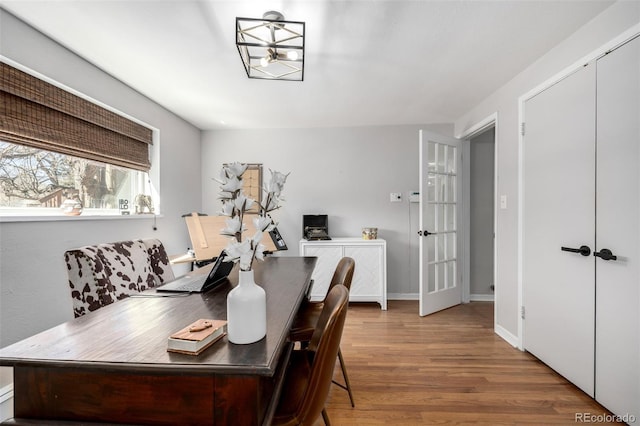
[14, 367, 214, 425]
[322, 301, 618, 425]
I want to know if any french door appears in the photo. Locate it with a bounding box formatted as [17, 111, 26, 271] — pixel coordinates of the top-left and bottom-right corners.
[418, 130, 462, 316]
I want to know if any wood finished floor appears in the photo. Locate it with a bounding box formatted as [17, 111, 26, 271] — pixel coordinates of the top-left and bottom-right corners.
[321, 301, 616, 425]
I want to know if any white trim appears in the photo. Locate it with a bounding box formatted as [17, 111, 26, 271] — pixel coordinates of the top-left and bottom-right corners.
[470, 294, 495, 302]
[519, 24, 640, 105]
[456, 113, 498, 139]
[388, 293, 419, 300]
[378, 293, 496, 302]
[384, 293, 496, 302]
[495, 324, 520, 349]
[517, 25, 640, 352]
[0, 213, 163, 223]
[518, 96, 525, 351]
[461, 140, 471, 304]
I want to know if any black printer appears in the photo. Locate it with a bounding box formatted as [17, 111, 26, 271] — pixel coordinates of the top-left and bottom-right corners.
[303, 214, 331, 240]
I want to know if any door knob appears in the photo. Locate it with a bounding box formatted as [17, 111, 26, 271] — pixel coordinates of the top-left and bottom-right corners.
[417, 230, 433, 237]
[594, 248, 617, 261]
[561, 245, 591, 256]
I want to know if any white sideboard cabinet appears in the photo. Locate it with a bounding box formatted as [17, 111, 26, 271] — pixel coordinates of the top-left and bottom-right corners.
[299, 238, 387, 310]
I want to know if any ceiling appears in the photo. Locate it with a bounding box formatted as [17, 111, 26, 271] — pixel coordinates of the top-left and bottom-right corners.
[0, 0, 614, 130]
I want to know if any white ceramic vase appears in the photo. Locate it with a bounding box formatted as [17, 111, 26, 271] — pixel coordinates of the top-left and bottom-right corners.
[226, 269, 266, 344]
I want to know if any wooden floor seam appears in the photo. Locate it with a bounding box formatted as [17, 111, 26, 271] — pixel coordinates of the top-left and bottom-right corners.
[321, 301, 615, 425]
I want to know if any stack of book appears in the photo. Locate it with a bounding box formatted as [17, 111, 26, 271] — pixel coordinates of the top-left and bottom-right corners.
[167, 318, 227, 355]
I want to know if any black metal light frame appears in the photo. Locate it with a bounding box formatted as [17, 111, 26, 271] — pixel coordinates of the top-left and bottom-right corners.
[236, 13, 305, 81]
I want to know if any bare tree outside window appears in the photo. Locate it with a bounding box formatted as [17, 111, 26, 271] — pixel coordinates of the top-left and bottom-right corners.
[0, 141, 150, 215]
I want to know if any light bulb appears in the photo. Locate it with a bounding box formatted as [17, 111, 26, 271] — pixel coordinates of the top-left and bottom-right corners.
[286, 50, 299, 61]
[260, 56, 270, 67]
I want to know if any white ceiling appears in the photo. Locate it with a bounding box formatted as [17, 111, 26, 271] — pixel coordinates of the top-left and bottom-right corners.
[1, 0, 614, 130]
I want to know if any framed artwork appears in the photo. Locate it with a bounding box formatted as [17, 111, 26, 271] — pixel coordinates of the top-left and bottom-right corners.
[224, 163, 262, 214]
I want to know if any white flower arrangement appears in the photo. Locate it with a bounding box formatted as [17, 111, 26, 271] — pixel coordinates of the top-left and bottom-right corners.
[217, 162, 289, 271]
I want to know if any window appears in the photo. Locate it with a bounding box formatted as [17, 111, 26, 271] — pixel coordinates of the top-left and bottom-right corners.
[0, 141, 154, 217]
[0, 61, 157, 218]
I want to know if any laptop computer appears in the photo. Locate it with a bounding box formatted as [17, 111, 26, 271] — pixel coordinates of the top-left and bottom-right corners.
[157, 251, 234, 293]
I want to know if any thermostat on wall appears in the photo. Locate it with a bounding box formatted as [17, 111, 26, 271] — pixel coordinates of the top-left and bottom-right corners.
[409, 191, 420, 203]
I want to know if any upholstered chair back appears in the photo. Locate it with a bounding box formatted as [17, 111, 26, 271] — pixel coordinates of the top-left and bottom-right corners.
[65, 239, 175, 317]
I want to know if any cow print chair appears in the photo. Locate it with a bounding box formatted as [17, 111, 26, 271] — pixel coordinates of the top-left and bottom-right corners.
[64, 239, 175, 318]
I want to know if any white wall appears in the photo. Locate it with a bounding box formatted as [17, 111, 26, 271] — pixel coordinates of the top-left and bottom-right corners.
[0, 9, 202, 352]
[201, 124, 452, 298]
[454, 0, 640, 342]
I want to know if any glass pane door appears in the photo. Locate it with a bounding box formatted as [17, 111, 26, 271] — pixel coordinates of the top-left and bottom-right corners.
[419, 130, 462, 316]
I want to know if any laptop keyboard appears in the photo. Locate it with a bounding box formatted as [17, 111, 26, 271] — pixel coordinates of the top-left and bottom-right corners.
[169, 275, 204, 292]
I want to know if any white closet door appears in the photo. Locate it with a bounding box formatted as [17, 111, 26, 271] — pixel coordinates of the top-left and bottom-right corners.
[522, 64, 596, 396]
[595, 36, 639, 420]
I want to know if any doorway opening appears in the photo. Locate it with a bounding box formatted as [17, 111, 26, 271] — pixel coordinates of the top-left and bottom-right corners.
[458, 114, 498, 329]
[469, 127, 495, 302]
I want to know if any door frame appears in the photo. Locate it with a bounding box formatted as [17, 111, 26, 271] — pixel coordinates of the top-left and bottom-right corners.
[517, 24, 640, 351]
[458, 113, 498, 325]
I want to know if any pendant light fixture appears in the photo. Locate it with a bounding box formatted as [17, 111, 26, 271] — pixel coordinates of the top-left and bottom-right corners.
[236, 11, 305, 81]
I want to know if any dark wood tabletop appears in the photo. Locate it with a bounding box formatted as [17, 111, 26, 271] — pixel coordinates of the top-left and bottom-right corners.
[0, 256, 317, 425]
[0, 256, 317, 376]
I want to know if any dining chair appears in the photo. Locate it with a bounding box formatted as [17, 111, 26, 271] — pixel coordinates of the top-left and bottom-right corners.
[273, 284, 349, 426]
[289, 256, 356, 407]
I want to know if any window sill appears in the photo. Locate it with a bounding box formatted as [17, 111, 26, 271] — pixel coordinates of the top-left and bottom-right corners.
[0, 213, 162, 223]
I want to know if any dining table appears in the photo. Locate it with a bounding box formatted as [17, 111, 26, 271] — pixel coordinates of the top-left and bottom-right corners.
[0, 256, 317, 425]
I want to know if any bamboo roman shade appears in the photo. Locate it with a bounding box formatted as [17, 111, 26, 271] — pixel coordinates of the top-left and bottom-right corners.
[0, 62, 152, 171]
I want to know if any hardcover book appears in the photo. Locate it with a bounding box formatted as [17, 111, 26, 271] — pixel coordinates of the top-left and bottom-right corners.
[167, 318, 227, 355]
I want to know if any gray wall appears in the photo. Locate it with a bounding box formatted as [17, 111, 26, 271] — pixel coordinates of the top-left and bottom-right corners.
[469, 128, 495, 298]
[455, 0, 640, 342]
[0, 9, 202, 352]
[201, 124, 452, 298]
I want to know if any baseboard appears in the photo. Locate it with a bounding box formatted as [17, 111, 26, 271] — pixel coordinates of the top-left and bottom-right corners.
[0, 383, 14, 422]
[495, 324, 520, 349]
[388, 294, 495, 302]
[470, 294, 495, 302]
[387, 294, 496, 302]
[387, 293, 418, 300]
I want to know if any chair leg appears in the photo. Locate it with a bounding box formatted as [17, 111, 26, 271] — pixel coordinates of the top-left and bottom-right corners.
[331, 346, 355, 407]
[321, 408, 331, 426]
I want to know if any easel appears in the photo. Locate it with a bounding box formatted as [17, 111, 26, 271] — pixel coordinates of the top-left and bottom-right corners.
[183, 212, 279, 265]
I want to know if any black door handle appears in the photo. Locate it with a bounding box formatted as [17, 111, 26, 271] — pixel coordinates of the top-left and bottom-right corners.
[418, 230, 433, 237]
[594, 248, 617, 261]
[561, 245, 591, 256]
